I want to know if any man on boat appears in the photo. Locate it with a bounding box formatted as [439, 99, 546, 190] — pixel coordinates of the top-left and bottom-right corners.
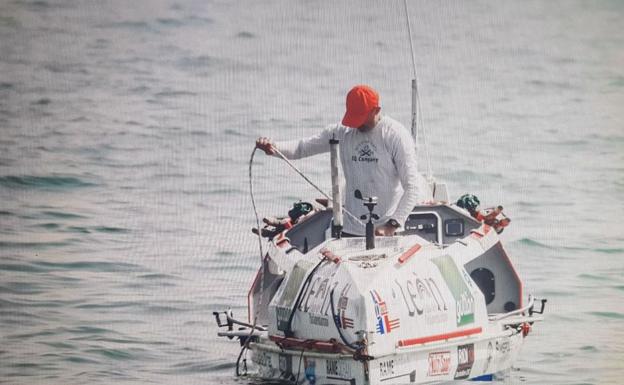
[256, 85, 427, 237]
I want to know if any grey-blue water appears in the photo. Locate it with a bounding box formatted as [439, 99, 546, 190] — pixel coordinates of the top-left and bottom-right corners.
[1, 0, 622, 384]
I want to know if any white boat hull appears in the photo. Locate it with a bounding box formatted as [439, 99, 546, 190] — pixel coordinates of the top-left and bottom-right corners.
[215, 204, 546, 385]
[247, 324, 524, 384]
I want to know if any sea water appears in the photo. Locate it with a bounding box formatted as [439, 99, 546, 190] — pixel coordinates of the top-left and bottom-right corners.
[0, 0, 622, 384]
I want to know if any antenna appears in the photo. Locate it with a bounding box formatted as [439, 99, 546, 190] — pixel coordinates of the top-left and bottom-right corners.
[403, 0, 435, 183]
[403, 0, 418, 143]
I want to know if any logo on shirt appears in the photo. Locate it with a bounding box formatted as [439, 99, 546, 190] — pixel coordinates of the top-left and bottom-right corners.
[352, 141, 378, 163]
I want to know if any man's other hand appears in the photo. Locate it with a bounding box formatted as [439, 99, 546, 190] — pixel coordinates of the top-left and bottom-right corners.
[256, 137, 276, 155]
[375, 223, 397, 237]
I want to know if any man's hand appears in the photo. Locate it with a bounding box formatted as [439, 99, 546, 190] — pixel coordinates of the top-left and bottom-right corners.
[256, 137, 276, 155]
[375, 223, 397, 237]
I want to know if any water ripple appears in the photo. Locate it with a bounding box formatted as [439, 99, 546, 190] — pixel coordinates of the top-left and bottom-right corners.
[586, 311, 624, 320]
[167, 360, 235, 374]
[0, 175, 95, 189]
[31, 260, 143, 272]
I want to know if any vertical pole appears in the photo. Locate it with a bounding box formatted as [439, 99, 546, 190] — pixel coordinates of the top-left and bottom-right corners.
[365, 212, 375, 250]
[411, 78, 418, 149]
[330, 138, 343, 238]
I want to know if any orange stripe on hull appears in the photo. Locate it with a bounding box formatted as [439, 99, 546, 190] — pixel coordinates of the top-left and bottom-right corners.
[397, 327, 482, 347]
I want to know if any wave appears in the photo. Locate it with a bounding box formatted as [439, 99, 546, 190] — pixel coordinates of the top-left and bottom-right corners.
[75, 301, 143, 310]
[0, 240, 72, 249]
[84, 347, 138, 360]
[41, 210, 88, 219]
[156, 18, 184, 27]
[0, 175, 95, 189]
[92, 226, 130, 234]
[513, 238, 623, 255]
[0, 282, 45, 295]
[137, 273, 181, 280]
[29, 222, 127, 234]
[31, 260, 143, 272]
[0, 260, 143, 273]
[236, 31, 255, 39]
[587, 311, 624, 320]
[513, 238, 553, 249]
[167, 360, 235, 374]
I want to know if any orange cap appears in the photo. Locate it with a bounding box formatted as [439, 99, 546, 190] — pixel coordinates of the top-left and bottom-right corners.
[341, 85, 379, 128]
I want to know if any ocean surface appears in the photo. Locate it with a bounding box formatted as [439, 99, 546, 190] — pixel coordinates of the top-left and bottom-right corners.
[1, 0, 623, 384]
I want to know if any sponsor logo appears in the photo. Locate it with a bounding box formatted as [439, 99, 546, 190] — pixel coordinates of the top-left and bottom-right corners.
[496, 340, 510, 355]
[454, 344, 475, 380]
[275, 306, 290, 332]
[326, 359, 351, 378]
[379, 359, 395, 378]
[496, 338, 513, 367]
[304, 358, 316, 385]
[394, 274, 449, 324]
[336, 283, 354, 329]
[299, 275, 339, 316]
[483, 341, 494, 374]
[428, 351, 451, 376]
[352, 141, 379, 163]
[370, 290, 400, 334]
[255, 352, 272, 368]
[308, 313, 329, 327]
[432, 255, 475, 327]
[279, 354, 292, 375]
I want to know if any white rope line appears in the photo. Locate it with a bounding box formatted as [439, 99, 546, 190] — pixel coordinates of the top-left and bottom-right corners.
[417, 91, 434, 181]
[247, 147, 267, 350]
[249, 147, 265, 262]
[271, 147, 365, 226]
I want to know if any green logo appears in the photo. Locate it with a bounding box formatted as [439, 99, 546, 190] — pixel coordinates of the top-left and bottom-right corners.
[432, 255, 475, 326]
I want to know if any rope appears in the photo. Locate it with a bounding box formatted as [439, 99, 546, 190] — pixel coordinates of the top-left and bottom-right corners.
[247, 148, 265, 375]
[272, 148, 331, 200]
[294, 348, 305, 384]
[285, 256, 327, 337]
[329, 288, 360, 350]
[249, 147, 264, 261]
[271, 147, 364, 226]
[417, 91, 434, 181]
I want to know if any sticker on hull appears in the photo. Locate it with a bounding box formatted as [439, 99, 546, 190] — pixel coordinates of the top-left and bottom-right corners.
[428, 351, 451, 376]
[304, 358, 316, 385]
[394, 274, 449, 325]
[370, 290, 400, 334]
[454, 343, 475, 379]
[326, 359, 352, 378]
[336, 284, 354, 329]
[432, 255, 475, 326]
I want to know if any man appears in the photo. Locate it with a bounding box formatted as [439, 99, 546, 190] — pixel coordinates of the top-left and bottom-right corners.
[256, 85, 426, 237]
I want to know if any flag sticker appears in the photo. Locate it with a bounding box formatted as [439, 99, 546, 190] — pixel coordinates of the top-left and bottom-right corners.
[370, 290, 400, 334]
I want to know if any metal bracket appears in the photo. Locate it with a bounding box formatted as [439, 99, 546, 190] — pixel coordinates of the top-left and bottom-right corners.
[213, 311, 233, 330]
[529, 298, 547, 316]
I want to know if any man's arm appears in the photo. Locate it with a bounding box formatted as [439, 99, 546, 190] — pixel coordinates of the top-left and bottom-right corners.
[386, 126, 420, 229]
[256, 125, 337, 160]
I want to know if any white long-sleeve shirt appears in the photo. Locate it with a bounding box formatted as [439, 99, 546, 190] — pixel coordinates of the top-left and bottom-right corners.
[275, 116, 429, 235]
